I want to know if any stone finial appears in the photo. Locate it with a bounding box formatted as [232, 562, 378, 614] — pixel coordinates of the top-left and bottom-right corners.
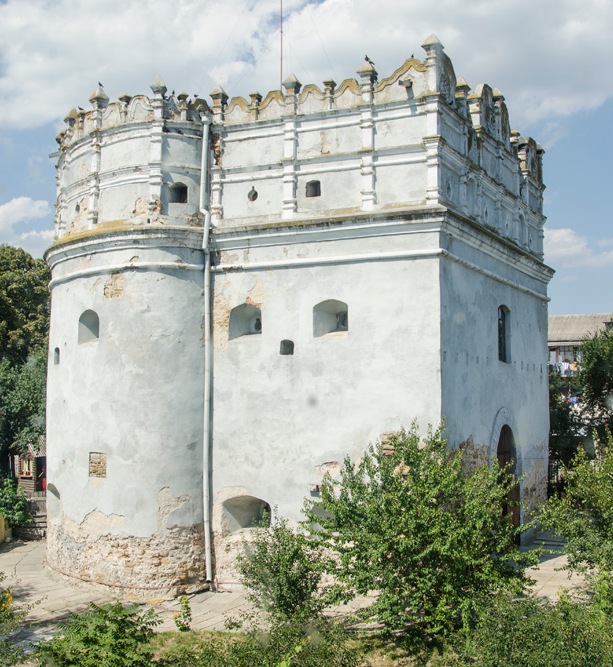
[64, 108, 78, 126]
[177, 92, 189, 103]
[150, 76, 167, 97]
[119, 94, 132, 105]
[249, 91, 262, 105]
[89, 83, 109, 108]
[421, 33, 444, 51]
[357, 60, 377, 81]
[456, 77, 470, 94]
[282, 74, 302, 96]
[323, 79, 336, 109]
[492, 88, 505, 101]
[210, 86, 228, 106]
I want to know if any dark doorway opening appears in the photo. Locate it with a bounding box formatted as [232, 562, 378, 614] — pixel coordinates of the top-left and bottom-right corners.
[497, 425, 520, 542]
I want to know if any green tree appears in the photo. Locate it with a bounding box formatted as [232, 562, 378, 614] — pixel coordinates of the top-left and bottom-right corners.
[0, 245, 50, 366]
[578, 328, 613, 441]
[0, 349, 47, 456]
[236, 514, 325, 622]
[304, 425, 538, 643]
[549, 371, 583, 468]
[540, 431, 613, 581]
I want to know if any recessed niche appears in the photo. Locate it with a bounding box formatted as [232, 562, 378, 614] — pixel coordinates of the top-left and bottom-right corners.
[229, 303, 262, 340]
[169, 182, 188, 204]
[222, 495, 271, 535]
[313, 299, 348, 337]
[306, 180, 321, 197]
[89, 452, 107, 478]
[280, 339, 294, 355]
[78, 310, 99, 344]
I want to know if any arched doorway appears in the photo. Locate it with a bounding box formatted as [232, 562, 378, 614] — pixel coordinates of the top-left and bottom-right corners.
[497, 425, 520, 537]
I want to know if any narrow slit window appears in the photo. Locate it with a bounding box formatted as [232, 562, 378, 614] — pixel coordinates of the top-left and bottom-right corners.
[169, 183, 188, 204]
[306, 180, 321, 198]
[78, 310, 99, 344]
[53, 347, 60, 365]
[498, 305, 510, 363]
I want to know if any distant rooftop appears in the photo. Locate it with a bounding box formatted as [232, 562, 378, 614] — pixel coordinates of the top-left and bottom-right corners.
[548, 314, 613, 346]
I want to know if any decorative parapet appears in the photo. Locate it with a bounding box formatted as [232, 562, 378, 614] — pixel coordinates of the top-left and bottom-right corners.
[57, 83, 211, 152]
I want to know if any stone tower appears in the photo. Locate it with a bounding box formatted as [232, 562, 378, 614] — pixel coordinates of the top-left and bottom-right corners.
[45, 81, 210, 596]
[46, 36, 553, 594]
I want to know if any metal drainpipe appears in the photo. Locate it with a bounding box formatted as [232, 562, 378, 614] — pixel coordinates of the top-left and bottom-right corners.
[199, 112, 214, 588]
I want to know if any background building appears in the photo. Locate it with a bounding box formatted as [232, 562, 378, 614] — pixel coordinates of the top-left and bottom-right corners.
[548, 313, 613, 373]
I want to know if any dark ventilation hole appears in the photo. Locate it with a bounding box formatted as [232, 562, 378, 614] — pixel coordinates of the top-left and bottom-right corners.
[170, 183, 188, 203]
[306, 180, 321, 197]
[53, 347, 60, 365]
[248, 186, 258, 201]
[75, 203, 80, 213]
[280, 339, 294, 355]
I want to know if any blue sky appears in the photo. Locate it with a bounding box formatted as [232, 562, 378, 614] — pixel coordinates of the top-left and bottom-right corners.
[0, 0, 611, 315]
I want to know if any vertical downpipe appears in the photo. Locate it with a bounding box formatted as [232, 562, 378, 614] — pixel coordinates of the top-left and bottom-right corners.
[199, 113, 214, 587]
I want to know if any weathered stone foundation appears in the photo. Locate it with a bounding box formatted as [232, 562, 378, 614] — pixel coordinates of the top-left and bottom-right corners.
[46, 519, 206, 600]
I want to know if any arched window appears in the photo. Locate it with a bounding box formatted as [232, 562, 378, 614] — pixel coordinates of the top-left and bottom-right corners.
[229, 303, 262, 340]
[313, 299, 348, 337]
[306, 180, 321, 198]
[498, 305, 510, 362]
[280, 339, 294, 355]
[53, 347, 60, 365]
[169, 182, 188, 204]
[222, 495, 271, 535]
[78, 310, 99, 344]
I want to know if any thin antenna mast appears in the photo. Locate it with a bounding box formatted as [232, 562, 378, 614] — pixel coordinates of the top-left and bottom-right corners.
[280, 0, 283, 88]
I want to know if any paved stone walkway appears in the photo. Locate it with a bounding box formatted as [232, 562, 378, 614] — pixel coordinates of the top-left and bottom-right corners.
[0, 538, 583, 653]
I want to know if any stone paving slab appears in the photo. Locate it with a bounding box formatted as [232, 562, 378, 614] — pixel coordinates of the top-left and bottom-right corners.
[1, 538, 583, 656]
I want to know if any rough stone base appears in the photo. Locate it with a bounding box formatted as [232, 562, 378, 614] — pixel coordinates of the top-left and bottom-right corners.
[46, 521, 206, 601]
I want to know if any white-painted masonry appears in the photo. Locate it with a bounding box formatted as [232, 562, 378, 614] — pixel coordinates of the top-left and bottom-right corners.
[45, 34, 553, 594]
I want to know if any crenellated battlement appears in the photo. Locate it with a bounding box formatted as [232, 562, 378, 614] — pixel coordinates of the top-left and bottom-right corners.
[56, 83, 210, 151]
[53, 33, 545, 260]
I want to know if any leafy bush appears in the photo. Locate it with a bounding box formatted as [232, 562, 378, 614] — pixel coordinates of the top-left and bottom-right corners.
[156, 619, 360, 667]
[35, 602, 160, 667]
[0, 478, 32, 528]
[237, 514, 324, 622]
[540, 431, 613, 577]
[0, 572, 26, 666]
[173, 594, 192, 632]
[455, 592, 613, 667]
[304, 425, 538, 642]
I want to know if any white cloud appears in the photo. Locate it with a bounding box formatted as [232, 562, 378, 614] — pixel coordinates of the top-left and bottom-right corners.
[0, 197, 52, 257]
[545, 227, 613, 268]
[0, 197, 50, 233]
[0, 0, 611, 138]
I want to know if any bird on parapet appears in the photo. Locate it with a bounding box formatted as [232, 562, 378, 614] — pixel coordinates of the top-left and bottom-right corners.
[364, 55, 375, 67]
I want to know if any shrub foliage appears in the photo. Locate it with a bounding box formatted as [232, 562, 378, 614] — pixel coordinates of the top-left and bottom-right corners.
[236, 514, 325, 622]
[456, 592, 613, 667]
[304, 425, 538, 640]
[35, 602, 160, 667]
